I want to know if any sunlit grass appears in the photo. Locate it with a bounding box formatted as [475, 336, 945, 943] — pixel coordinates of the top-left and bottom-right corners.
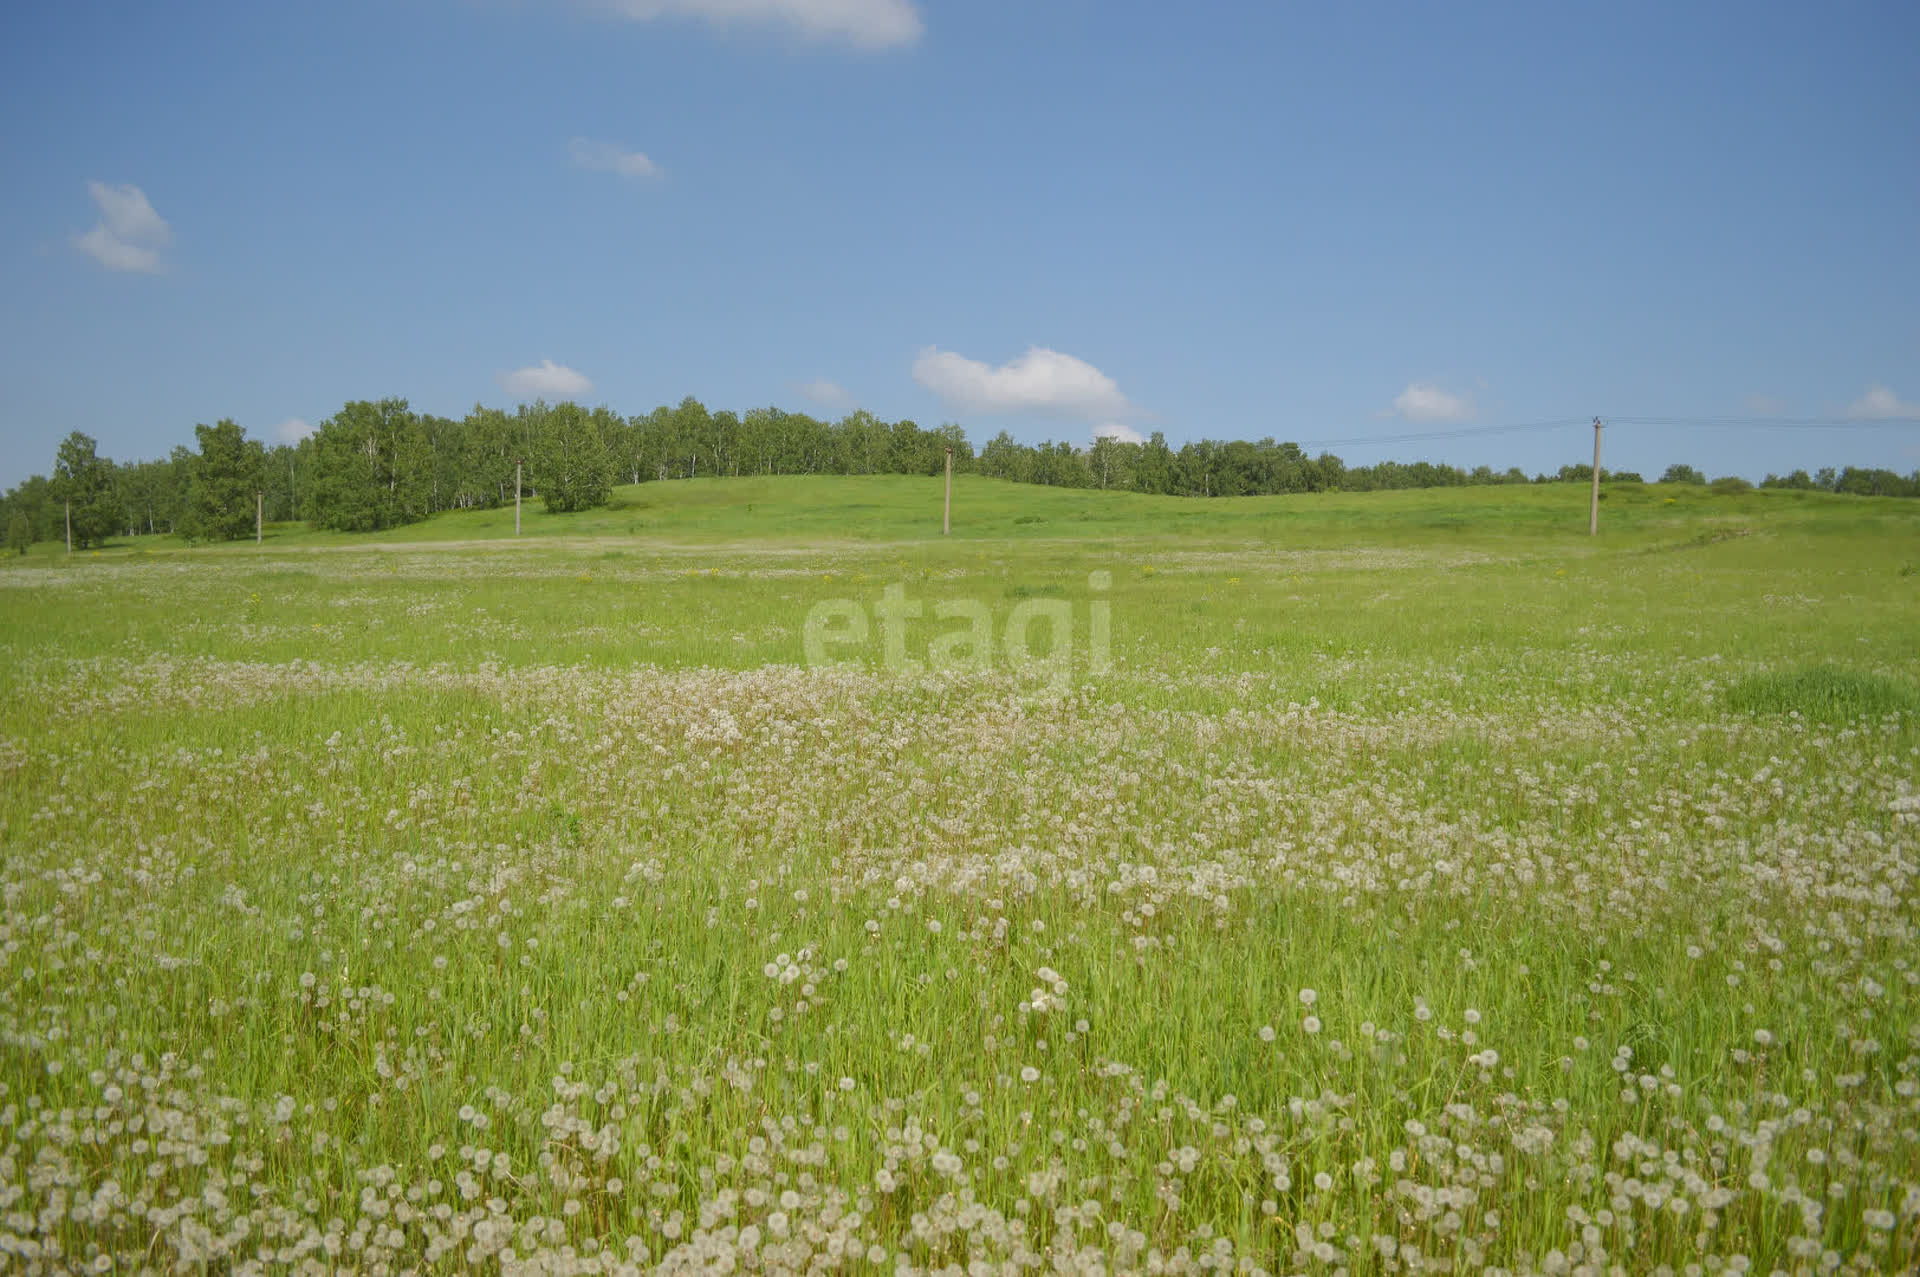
[1, 479, 1917, 1273]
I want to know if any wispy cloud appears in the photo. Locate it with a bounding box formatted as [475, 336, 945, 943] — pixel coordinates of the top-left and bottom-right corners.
[272, 418, 312, 444]
[498, 360, 595, 399]
[1093, 422, 1144, 444]
[592, 0, 923, 48]
[796, 378, 854, 412]
[1848, 384, 1919, 419]
[1390, 381, 1475, 424]
[568, 138, 662, 179]
[1742, 392, 1788, 416]
[73, 181, 171, 274]
[913, 346, 1134, 423]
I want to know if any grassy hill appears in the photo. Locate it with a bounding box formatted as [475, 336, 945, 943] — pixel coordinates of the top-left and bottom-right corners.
[12, 472, 1920, 560]
[5, 472, 1916, 684]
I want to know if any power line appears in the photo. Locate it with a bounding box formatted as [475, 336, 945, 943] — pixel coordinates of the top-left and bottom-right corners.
[1289, 418, 1588, 449]
[1604, 415, 1920, 430]
[1284, 413, 1919, 450]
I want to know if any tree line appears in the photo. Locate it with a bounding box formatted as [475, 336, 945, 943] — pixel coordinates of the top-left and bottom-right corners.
[6, 395, 1919, 551]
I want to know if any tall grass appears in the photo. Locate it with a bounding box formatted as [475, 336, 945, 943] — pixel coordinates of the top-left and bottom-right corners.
[0, 480, 1916, 1274]
[1726, 666, 1920, 721]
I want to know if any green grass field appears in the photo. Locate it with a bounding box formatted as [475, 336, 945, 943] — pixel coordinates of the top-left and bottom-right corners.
[2, 477, 1918, 1275]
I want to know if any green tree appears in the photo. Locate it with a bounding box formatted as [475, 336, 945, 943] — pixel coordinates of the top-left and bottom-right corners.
[630, 405, 676, 481]
[979, 431, 1032, 483]
[309, 399, 423, 532]
[184, 419, 266, 541]
[589, 407, 630, 483]
[531, 402, 616, 512]
[669, 397, 713, 478]
[1835, 466, 1912, 497]
[933, 423, 973, 474]
[1031, 441, 1092, 488]
[455, 405, 517, 508]
[10, 475, 55, 541]
[1660, 464, 1706, 485]
[163, 447, 194, 532]
[117, 458, 175, 535]
[260, 441, 310, 523]
[1088, 434, 1135, 490]
[1134, 432, 1175, 494]
[841, 410, 887, 476]
[710, 409, 742, 477]
[52, 432, 119, 548]
[6, 512, 29, 555]
[391, 415, 434, 522]
[1173, 441, 1216, 496]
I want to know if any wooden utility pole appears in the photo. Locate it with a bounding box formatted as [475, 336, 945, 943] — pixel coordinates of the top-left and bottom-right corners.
[515, 459, 523, 537]
[256, 491, 263, 545]
[65, 500, 72, 554]
[943, 447, 952, 536]
[1588, 417, 1602, 536]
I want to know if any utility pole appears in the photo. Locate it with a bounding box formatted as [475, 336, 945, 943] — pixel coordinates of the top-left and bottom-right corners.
[256, 491, 263, 545]
[1589, 417, 1603, 536]
[515, 459, 522, 537]
[943, 446, 952, 536]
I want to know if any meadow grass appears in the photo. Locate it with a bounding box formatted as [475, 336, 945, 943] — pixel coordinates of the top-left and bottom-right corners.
[14, 474, 1919, 557]
[1, 478, 1917, 1274]
[1725, 668, 1920, 723]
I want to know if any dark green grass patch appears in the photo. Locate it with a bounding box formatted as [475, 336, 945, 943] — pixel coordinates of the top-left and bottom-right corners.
[1726, 666, 1920, 721]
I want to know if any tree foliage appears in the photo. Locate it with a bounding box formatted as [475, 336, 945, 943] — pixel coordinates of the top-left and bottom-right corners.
[184, 419, 265, 541]
[530, 402, 617, 513]
[309, 399, 429, 532]
[8, 397, 1920, 547]
[51, 432, 119, 548]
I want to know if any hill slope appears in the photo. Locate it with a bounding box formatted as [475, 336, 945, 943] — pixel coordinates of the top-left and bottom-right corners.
[14, 473, 1920, 559]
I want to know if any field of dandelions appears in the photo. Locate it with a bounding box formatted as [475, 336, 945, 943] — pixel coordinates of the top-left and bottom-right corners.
[2, 492, 1918, 1276]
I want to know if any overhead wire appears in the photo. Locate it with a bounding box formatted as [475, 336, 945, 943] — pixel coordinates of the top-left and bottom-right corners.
[1281, 413, 1918, 450]
[1604, 415, 1920, 430]
[1286, 418, 1588, 449]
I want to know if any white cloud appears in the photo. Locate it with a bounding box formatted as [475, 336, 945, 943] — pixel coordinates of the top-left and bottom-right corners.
[74, 227, 162, 274]
[796, 378, 854, 412]
[90, 181, 169, 243]
[498, 360, 595, 399]
[1848, 384, 1919, 419]
[272, 418, 312, 444]
[568, 138, 662, 179]
[1742, 392, 1788, 416]
[594, 0, 922, 48]
[913, 346, 1134, 423]
[1092, 422, 1143, 444]
[73, 181, 170, 274]
[1390, 381, 1475, 423]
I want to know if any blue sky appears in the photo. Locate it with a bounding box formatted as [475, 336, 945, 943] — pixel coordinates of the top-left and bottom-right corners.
[2, 0, 1917, 488]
